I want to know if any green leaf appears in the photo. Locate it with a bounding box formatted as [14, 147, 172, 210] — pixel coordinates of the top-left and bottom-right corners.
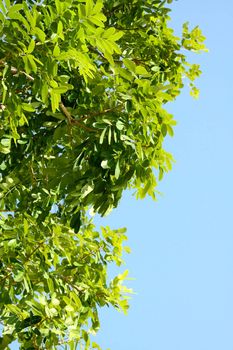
[27, 39, 35, 54]
[70, 212, 81, 233]
[115, 160, 120, 179]
[1, 138, 11, 147]
[22, 103, 35, 112]
[123, 58, 136, 73]
[125, 100, 132, 113]
[159, 167, 164, 181]
[14, 270, 24, 282]
[50, 90, 60, 112]
[0, 2, 7, 15]
[53, 44, 60, 57]
[50, 80, 58, 88]
[27, 54, 37, 73]
[161, 124, 167, 137]
[108, 127, 112, 144]
[34, 27, 46, 43]
[16, 316, 42, 332]
[99, 128, 107, 144]
[85, 0, 93, 17]
[0, 335, 14, 349]
[8, 4, 24, 16]
[92, 0, 103, 14]
[52, 85, 73, 94]
[41, 82, 49, 104]
[57, 20, 63, 35]
[22, 55, 30, 74]
[70, 291, 82, 308]
[135, 66, 149, 75]
[8, 12, 30, 31]
[6, 304, 22, 317]
[88, 15, 105, 27]
[167, 125, 174, 136]
[92, 342, 101, 350]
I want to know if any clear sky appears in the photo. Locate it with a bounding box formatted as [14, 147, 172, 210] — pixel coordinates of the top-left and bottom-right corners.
[8, 1, 233, 349]
[93, 1, 233, 350]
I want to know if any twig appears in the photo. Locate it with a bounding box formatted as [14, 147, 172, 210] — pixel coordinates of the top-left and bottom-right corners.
[0, 61, 34, 81]
[11, 66, 34, 81]
[59, 102, 73, 123]
[0, 272, 12, 284]
[115, 26, 141, 31]
[0, 210, 15, 212]
[59, 102, 97, 133]
[88, 46, 107, 62]
[79, 104, 123, 122]
[25, 241, 44, 263]
[103, 3, 127, 16]
[20, 71, 34, 81]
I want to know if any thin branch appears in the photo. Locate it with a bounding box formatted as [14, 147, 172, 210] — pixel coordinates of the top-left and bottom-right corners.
[0, 61, 34, 81]
[79, 104, 124, 122]
[88, 46, 107, 62]
[0, 210, 15, 212]
[25, 241, 44, 263]
[11, 66, 34, 81]
[0, 272, 12, 284]
[59, 102, 97, 133]
[0, 242, 44, 284]
[20, 71, 35, 81]
[59, 102, 73, 124]
[115, 26, 141, 31]
[70, 119, 97, 133]
[103, 3, 127, 17]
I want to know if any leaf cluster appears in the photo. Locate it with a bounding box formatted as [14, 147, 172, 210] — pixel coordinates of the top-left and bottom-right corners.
[0, 0, 206, 348]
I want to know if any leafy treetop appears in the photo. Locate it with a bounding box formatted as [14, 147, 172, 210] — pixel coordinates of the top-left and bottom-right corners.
[0, 0, 206, 349]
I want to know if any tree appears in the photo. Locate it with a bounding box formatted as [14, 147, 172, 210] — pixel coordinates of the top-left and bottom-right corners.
[0, 0, 206, 348]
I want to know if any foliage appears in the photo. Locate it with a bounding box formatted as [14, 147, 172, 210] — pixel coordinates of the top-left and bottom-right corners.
[0, 0, 206, 348]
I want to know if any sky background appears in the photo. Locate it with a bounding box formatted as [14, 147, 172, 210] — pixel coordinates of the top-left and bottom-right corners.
[93, 1, 233, 350]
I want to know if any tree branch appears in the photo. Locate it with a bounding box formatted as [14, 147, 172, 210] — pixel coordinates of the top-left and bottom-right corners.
[59, 102, 97, 133]
[11, 66, 34, 81]
[59, 102, 73, 123]
[0, 272, 12, 284]
[0, 210, 15, 213]
[25, 241, 44, 263]
[0, 60, 34, 81]
[79, 104, 124, 122]
[115, 26, 141, 31]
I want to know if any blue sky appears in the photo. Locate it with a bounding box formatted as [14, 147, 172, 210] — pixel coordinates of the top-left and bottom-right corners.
[93, 1, 233, 350]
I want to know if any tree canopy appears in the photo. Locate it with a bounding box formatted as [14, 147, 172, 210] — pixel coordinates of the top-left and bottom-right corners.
[0, 0, 206, 348]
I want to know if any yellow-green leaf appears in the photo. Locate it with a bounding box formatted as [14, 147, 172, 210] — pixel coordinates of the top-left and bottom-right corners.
[27, 39, 35, 54]
[34, 27, 46, 43]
